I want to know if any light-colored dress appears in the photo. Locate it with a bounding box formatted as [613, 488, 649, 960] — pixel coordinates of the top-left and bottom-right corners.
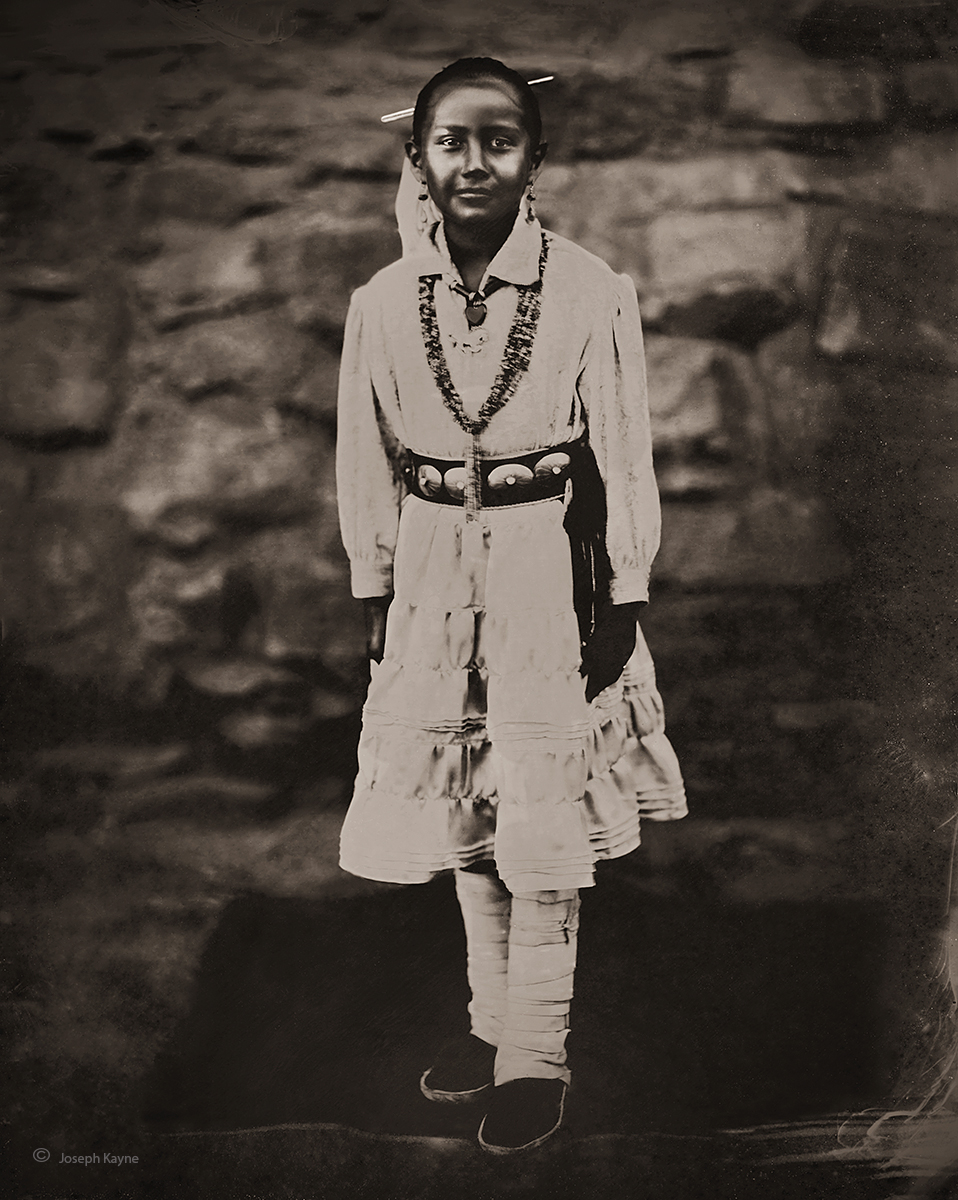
[336, 212, 686, 894]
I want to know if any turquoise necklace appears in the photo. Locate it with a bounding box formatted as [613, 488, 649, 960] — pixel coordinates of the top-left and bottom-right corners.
[418, 232, 549, 441]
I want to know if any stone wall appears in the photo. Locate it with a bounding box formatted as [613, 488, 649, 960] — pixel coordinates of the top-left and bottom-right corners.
[0, 3, 956, 811]
[1, 0, 956, 834]
[3, 1, 956, 780]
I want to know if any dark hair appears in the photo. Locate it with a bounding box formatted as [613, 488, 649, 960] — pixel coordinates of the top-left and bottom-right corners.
[412, 57, 543, 148]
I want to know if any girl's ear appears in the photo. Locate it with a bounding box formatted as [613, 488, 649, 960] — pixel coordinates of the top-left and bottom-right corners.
[528, 141, 548, 182]
[405, 140, 425, 182]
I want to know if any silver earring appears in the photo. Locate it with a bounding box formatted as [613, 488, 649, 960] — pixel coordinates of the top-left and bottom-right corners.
[525, 184, 537, 224]
[417, 186, 432, 236]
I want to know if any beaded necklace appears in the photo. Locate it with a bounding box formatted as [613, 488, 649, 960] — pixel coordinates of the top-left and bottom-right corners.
[418, 233, 549, 514]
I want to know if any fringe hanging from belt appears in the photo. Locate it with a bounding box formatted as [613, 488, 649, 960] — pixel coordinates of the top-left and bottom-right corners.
[563, 438, 613, 648]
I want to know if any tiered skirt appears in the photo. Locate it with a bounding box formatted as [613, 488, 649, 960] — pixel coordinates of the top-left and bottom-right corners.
[339, 493, 687, 894]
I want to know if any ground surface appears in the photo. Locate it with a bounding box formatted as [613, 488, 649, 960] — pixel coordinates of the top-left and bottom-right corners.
[8, 855, 955, 1199]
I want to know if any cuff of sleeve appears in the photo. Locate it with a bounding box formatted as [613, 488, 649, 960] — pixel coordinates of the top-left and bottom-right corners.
[350, 561, 394, 599]
[609, 570, 650, 606]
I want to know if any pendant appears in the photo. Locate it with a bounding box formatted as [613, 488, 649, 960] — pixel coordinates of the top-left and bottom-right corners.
[465, 302, 487, 326]
[449, 328, 488, 354]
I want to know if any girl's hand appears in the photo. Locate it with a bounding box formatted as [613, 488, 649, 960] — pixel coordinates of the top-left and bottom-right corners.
[363, 594, 393, 663]
[580, 601, 642, 703]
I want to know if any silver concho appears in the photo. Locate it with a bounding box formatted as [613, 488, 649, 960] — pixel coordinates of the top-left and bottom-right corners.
[534, 452, 571, 479]
[443, 467, 468, 496]
[417, 464, 443, 496]
[487, 463, 534, 491]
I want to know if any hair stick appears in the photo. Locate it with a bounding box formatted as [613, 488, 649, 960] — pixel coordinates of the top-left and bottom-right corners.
[380, 76, 554, 123]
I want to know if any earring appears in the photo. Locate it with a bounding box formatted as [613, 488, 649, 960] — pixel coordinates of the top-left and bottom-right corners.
[417, 185, 432, 236]
[525, 184, 537, 224]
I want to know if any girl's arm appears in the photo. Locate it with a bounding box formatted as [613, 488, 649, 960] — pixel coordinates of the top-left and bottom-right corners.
[576, 272, 660, 700]
[578, 271, 661, 607]
[335, 286, 405, 605]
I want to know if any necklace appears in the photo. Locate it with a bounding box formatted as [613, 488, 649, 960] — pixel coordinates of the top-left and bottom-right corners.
[419, 233, 548, 438]
[446, 279, 504, 355]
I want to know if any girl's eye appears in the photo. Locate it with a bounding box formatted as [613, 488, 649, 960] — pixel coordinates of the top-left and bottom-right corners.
[491, 138, 515, 149]
[438, 137, 461, 148]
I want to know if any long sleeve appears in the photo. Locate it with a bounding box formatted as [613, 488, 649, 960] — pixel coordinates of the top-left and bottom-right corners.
[577, 272, 661, 606]
[335, 287, 406, 599]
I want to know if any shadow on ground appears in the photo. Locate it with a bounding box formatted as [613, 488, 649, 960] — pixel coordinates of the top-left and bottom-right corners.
[64, 869, 909, 1200]
[143, 872, 887, 1137]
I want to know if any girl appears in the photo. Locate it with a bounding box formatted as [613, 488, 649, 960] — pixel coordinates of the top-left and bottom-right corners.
[336, 58, 686, 1154]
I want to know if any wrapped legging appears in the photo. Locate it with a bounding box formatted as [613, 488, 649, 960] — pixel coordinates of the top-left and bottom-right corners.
[455, 868, 580, 1086]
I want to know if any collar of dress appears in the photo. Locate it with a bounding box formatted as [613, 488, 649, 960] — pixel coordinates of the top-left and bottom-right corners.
[406, 212, 544, 291]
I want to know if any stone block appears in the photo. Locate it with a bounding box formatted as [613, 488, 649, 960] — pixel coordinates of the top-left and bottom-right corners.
[269, 219, 401, 333]
[180, 657, 303, 698]
[645, 278, 799, 349]
[157, 61, 227, 115]
[22, 71, 120, 144]
[27, 60, 163, 168]
[834, 430, 958, 604]
[784, 132, 958, 217]
[32, 742, 192, 784]
[217, 709, 318, 750]
[796, 1, 958, 61]
[127, 557, 229, 655]
[2, 499, 132, 641]
[901, 61, 958, 120]
[561, 152, 804, 228]
[135, 161, 294, 226]
[290, 178, 397, 225]
[530, 164, 576, 234]
[756, 323, 845, 475]
[0, 156, 100, 263]
[185, 103, 306, 165]
[240, 520, 362, 683]
[837, 367, 958, 443]
[871, 438, 958, 514]
[833, 369, 958, 567]
[647, 336, 727, 444]
[133, 222, 272, 330]
[639, 816, 854, 904]
[726, 43, 886, 126]
[817, 216, 958, 369]
[0, 295, 126, 442]
[295, 121, 405, 180]
[116, 808, 355, 898]
[0, 442, 32, 521]
[286, 341, 342, 422]
[158, 312, 313, 401]
[121, 401, 327, 540]
[645, 207, 806, 292]
[103, 774, 278, 824]
[179, 84, 401, 178]
[543, 61, 715, 161]
[1, 264, 84, 299]
[645, 334, 770, 496]
[654, 490, 849, 588]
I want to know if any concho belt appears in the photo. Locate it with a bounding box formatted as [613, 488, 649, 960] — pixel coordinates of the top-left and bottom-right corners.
[406, 437, 586, 508]
[404, 432, 612, 647]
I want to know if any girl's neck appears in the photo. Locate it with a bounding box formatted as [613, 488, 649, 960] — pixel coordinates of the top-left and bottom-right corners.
[445, 207, 519, 294]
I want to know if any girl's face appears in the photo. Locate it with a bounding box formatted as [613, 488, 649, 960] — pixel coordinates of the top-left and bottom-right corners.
[408, 81, 545, 235]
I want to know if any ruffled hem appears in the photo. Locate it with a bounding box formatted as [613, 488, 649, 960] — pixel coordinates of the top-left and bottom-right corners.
[340, 672, 687, 894]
